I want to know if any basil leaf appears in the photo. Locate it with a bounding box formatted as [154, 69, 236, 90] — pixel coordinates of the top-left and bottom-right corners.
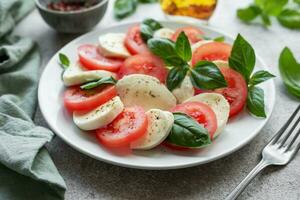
[114, 0, 137, 19]
[166, 66, 188, 91]
[261, 12, 272, 26]
[279, 47, 300, 98]
[142, 18, 162, 31]
[213, 36, 225, 42]
[166, 113, 211, 148]
[249, 70, 275, 86]
[59, 53, 70, 69]
[229, 34, 255, 83]
[278, 9, 300, 29]
[80, 77, 117, 90]
[237, 5, 261, 22]
[140, 24, 154, 42]
[190, 61, 227, 90]
[247, 86, 266, 118]
[255, 0, 288, 16]
[147, 38, 186, 67]
[175, 32, 192, 62]
[295, 0, 300, 4]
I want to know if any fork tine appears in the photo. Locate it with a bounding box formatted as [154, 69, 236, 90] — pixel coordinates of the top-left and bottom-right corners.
[271, 105, 300, 145]
[279, 113, 300, 148]
[285, 128, 300, 152]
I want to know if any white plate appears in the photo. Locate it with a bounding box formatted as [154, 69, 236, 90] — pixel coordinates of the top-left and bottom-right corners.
[38, 21, 275, 170]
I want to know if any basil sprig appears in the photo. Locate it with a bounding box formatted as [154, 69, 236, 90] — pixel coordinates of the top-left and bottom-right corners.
[279, 47, 300, 98]
[166, 113, 211, 148]
[147, 32, 227, 91]
[80, 77, 117, 90]
[229, 34, 275, 117]
[114, 0, 157, 19]
[140, 18, 163, 42]
[58, 53, 70, 69]
[237, 0, 300, 29]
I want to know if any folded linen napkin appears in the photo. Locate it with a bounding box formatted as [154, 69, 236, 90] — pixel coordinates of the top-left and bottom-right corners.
[0, 0, 66, 199]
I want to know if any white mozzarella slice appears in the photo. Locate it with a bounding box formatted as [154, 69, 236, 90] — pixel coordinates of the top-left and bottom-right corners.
[191, 40, 213, 52]
[116, 74, 176, 111]
[213, 60, 229, 68]
[172, 76, 194, 103]
[153, 28, 175, 39]
[63, 62, 116, 86]
[98, 33, 130, 59]
[73, 96, 124, 131]
[184, 93, 230, 138]
[130, 109, 174, 150]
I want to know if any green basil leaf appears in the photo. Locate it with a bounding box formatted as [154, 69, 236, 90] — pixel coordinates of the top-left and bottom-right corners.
[295, 0, 300, 4]
[213, 36, 225, 42]
[229, 34, 255, 83]
[166, 66, 188, 91]
[175, 32, 192, 62]
[255, 0, 288, 16]
[142, 18, 162, 31]
[278, 9, 300, 29]
[249, 70, 275, 86]
[261, 12, 272, 26]
[138, 0, 157, 3]
[114, 0, 137, 19]
[190, 61, 227, 90]
[147, 38, 187, 67]
[140, 24, 154, 42]
[247, 86, 266, 118]
[166, 113, 211, 148]
[80, 77, 117, 90]
[237, 5, 261, 22]
[59, 53, 70, 69]
[279, 47, 300, 98]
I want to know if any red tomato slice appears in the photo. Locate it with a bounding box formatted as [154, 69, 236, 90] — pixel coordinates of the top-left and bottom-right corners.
[63, 85, 117, 112]
[212, 67, 248, 117]
[78, 44, 123, 72]
[171, 102, 217, 139]
[118, 53, 168, 83]
[191, 42, 232, 66]
[96, 106, 148, 148]
[171, 26, 204, 44]
[125, 25, 150, 55]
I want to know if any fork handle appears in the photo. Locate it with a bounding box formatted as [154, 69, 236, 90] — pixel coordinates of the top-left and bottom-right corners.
[225, 160, 270, 200]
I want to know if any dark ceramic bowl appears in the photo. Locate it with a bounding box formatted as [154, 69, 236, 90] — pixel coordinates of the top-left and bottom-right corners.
[35, 0, 108, 33]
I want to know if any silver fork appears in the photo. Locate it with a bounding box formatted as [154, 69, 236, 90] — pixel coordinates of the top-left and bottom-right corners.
[225, 105, 300, 200]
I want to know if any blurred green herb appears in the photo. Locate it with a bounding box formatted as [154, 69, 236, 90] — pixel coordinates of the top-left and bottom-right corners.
[237, 0, 300, 29]
[58, 53, 70, 69]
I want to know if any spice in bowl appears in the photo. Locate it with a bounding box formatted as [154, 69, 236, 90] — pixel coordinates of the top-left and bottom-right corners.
[47, 0, 98, 12]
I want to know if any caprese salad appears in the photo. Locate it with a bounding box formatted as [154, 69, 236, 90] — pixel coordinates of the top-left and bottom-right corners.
[59, 18, 274, 151]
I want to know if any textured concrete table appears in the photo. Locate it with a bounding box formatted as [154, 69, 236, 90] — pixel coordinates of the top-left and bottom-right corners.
[14, 0, 300, 199]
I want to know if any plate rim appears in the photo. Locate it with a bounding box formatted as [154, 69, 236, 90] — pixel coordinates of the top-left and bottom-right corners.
[38, 20, 276, 170]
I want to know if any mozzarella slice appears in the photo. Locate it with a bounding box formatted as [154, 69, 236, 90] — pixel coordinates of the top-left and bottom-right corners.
[73, 96, 124, 131]
[191, 40, 213, 52]
[172, 76, 194, 103]
[63, 62, 116, 86]
[116, 74, 176, 111]
[213, 60, 229, 68]
[153, 28, 175, 39]
[184, 93, 230, 138]
[131, 109, 174, 150]
[98, 33, 130, 59]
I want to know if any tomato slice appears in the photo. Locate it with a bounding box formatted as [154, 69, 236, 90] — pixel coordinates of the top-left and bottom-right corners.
[63, 85, 117, 112]
[78, 44, 123, 72]
[96, 106, 148, 148]
[125, 25, 150, 55]
[191, 42, 232, 66]
[118, 53, 168, 83]
[171, 102, 217, 139]
[211, 67, 247, 117]
[171, 26, 204, 44]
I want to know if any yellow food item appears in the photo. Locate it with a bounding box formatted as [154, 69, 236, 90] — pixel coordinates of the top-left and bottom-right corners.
[160, 0, 217, 19]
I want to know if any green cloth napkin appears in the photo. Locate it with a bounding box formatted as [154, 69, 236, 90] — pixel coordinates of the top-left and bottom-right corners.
[0, 0, 66, 199]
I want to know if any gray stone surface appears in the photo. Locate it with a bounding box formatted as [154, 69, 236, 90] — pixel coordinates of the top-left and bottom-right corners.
[14, 0, 300, 199]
